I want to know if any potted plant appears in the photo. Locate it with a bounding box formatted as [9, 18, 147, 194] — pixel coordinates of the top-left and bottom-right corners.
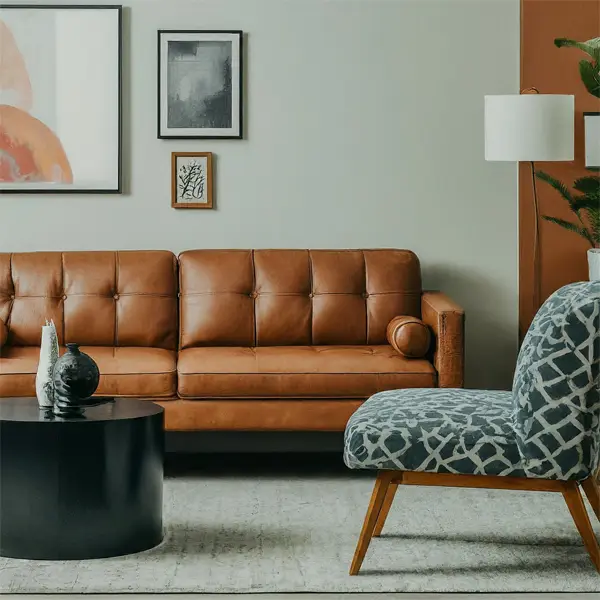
[536, 36, 600, 280]
[535, 169, 600, 279]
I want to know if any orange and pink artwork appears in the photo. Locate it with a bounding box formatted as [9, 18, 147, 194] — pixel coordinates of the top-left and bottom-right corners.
[0, 19, 72, 185]
[0, 6, 121, 193]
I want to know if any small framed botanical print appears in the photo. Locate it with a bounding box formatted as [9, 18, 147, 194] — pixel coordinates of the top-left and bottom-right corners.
[158, 30, 243, 139]
[171, 152, 213, 209]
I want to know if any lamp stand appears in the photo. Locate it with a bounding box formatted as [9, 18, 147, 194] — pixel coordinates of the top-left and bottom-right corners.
[529, 160, 542, 312]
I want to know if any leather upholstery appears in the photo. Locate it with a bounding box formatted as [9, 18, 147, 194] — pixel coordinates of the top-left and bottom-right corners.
[0, 248, 464, 430]
[0, 346, 177, 398]
[156, 399, 364, 431]
[177, 345, 436, 398]
[179, 249, 422, 349]
[0, 319, 6, 348]
[386, 315, 431, 358]
[421, 291, 464, 388]
[0, 251, 178, 349]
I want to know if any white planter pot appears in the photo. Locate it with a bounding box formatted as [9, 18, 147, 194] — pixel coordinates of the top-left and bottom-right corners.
[588, 249, 600, 281]
[35, 323, 59, 409]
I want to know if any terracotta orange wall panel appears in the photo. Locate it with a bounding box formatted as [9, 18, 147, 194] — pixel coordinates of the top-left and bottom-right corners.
[520, 0, 600, 337]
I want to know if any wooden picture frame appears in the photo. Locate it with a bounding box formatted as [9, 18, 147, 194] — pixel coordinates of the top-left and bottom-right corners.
[171, 152, 213, 209]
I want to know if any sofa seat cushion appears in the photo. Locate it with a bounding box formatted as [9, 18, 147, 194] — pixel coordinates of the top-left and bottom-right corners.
[177, 345, 436, 399]
[344, 388, 525, 477]
[0, 346, 176, 398]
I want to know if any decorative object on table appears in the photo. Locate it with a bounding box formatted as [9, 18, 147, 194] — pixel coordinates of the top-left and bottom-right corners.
[485, 91, 574, 311]
[52, 343, 100, 417]
[534, 168, 600, 280]
[171, 152, 213, 208]
[158, 30, 242, 139]
[345, 281, 600, 575]
[35, 320, 59, 409]
[584, 112, 600, 167]
[0, 5, 122, 193]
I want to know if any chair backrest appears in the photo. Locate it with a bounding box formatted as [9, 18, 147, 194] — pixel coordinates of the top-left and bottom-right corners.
[512, 281, 600, 481]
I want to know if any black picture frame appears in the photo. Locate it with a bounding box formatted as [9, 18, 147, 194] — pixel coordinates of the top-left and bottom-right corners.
[0, 4, 123, 194]
[157, 30, 243, 140]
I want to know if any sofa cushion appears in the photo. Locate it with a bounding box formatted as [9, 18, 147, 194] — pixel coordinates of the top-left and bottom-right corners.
[178, 249, 422, 349]
[386, 315, 431, 358]
[344, 388, 525, 477]
[0, 346, 176, 398]
[0, 251, 178, 349]
[177, 345, 436, 398]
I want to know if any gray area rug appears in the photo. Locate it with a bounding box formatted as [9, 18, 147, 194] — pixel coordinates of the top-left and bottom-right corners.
[1, 456, 599, 593]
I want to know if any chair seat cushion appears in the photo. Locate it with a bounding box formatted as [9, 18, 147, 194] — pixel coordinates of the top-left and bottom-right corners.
[344, 388, 525, 477]
[0, 346, 176, 398]
[177, 345, 436, 398]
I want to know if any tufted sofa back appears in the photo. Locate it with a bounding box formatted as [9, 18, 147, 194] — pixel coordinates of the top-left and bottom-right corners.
[512, 281, 600, 481]
[0, 251, 178, 350]
[178, 249, 422, 349]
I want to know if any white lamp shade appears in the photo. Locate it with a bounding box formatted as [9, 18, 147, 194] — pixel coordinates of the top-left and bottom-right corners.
[485, 94, 574, 162]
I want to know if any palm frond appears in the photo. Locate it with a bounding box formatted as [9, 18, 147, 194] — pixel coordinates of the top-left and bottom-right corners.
[571, 195, 600, 212]
[535, 170, 575, 204]
[542, 216, 595, 246]
[573, 176, 600, 195]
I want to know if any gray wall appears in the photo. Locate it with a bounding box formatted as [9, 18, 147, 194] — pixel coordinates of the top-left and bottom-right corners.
[0, 0, 520, 389]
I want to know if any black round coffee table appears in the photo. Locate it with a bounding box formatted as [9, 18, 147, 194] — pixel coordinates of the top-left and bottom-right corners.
[0, 398, 164, 560]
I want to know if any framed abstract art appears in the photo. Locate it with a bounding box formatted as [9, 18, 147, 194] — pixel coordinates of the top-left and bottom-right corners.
[158, 30, 243, 139]
[0, 5, 122, 193]
[171, 152, 213, 209]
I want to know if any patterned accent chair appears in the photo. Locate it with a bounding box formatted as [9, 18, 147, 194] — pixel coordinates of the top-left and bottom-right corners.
[344, 281, 600, 574]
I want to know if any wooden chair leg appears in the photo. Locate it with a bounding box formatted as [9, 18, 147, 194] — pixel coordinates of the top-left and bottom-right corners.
[349, 471, 395, 575]
[373, 482, 398, 537]
[563, 481, 600, 572]
[582, 476, 600, 521]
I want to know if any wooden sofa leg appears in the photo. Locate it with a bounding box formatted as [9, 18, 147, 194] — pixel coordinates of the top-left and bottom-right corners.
[563, 481, 600, 572]
[373, 483, 398, 537]
[582, 477, 600, 521]
[349, 471, 395, 575]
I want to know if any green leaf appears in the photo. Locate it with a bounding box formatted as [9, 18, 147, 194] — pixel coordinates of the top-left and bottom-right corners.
[571, 195, 600, 212]
[555, 37, 600, 62]
[579, 59, 600, 98]
[573, 176, 600, 195]
[542, 216, 595, 246]
[535, 170, 575, 204]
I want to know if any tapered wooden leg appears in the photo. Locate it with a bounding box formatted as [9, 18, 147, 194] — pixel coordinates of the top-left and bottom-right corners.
[349, 471, 395, 575]
[563, 481, 600, 572]
[582, 477, 600, 521]
[373, 482, 398, 537]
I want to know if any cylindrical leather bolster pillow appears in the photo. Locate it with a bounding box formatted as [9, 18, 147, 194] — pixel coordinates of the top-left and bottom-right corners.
[386, 315, 431, 358]
[0, 319, 7, 348]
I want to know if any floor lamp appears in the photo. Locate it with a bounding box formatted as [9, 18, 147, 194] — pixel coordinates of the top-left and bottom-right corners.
[484, 92, 574, 313]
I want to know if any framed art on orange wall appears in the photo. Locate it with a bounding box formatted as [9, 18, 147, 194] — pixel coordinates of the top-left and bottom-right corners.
[0, 5, 122, 194]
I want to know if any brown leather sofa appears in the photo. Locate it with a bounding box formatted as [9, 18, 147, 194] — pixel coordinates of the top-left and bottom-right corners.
[0, 249, 464, 431]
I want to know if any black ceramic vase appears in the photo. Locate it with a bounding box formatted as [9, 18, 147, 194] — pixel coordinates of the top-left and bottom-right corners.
[52, 343, 100, 417]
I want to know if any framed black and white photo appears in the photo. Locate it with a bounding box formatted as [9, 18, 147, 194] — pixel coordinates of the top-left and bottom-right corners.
[171, 152, 213, 208]
[158, 30, 242, 139]
[0, 4, 122, 193]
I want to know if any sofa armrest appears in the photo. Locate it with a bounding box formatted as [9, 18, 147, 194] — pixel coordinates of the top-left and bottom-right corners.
[421, 291, 464, 388]
[0, 318, 6, 348]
